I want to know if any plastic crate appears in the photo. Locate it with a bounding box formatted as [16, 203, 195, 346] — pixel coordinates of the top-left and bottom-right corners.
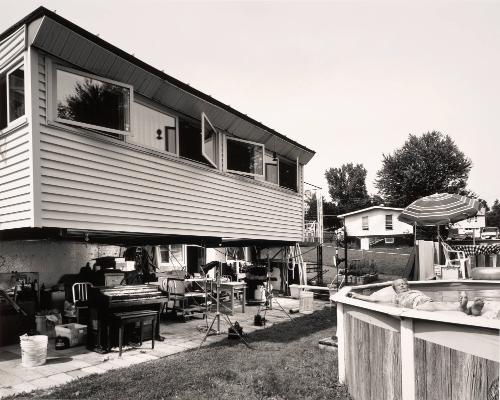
[54, 323, 87, 347]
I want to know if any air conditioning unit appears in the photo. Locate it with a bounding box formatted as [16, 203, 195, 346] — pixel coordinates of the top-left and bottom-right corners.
[385, 237, 395, 244]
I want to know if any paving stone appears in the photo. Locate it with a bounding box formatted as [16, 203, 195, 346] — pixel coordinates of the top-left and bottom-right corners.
[0, 371, 24, 387]
[80, 366, 106, 375]
[0, 365, 44, 381]
[10, 381, 36, 395]
[66, 368, 94, 379]
[0, 387, 15, 398]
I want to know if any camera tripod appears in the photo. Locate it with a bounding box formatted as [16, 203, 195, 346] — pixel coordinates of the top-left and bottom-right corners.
[197, 262, 253, 351]
[255, 274, 294, 324]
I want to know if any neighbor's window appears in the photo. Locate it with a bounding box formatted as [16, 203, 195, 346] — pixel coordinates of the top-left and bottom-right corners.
[55, 68, 131, 136]
[362, 216, 369, 230]
[226, 137, 264, 176]
[385, 214, 393, 230]
[278, 157, 297, 191]
[0, 63, 25, 130]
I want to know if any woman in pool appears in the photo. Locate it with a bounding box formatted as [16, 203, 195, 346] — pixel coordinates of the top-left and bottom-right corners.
[348, 278, 485, 315]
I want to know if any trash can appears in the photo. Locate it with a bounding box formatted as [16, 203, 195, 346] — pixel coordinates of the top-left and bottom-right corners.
[20, 334, 48, 367]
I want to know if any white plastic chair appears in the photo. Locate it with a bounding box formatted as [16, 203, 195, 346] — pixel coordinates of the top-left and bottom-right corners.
[441, 241, 469, 278]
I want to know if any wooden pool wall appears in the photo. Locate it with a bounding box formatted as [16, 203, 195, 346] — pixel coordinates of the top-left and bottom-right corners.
[334, 281, 500, 400]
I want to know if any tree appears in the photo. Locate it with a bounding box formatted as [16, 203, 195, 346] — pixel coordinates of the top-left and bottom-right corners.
[486, 200, 500, 228]
[325, 163, 373, 214]
[375, 131, 472, 207]
[304, 194, 342, 230]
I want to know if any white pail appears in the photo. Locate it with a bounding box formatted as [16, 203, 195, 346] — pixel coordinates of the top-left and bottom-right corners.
[20, 335, 48, 367]
[299, 291, 314, 314]
[254, 286, 266, 301]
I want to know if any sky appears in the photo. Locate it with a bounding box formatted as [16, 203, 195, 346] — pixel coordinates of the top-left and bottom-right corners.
[2, 0, 500, 205]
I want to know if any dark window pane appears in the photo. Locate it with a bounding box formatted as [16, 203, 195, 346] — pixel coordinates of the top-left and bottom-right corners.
[278, 159, 297, 191]
[56, 70, 130, 132]
[226, 138, 263, 175]
[265, 163, 278, 184]
[178, 117, 210, 165]
[159, 247, 170, 263]
[8, 66, 24, 122]
[0, 75, 6, 129]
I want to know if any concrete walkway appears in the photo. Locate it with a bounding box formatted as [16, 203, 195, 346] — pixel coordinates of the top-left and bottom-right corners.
[0, 296, 327, 398]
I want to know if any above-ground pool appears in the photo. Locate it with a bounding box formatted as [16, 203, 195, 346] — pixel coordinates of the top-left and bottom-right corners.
[332, 280, 500, 400]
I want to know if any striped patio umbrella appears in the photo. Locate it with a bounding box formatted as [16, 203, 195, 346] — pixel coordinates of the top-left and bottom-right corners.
[398, 193, 481, 226]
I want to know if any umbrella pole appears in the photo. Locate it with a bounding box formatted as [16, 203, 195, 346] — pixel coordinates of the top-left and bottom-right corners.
[414, 222, 419, 280]
[437, 226, 441, 266]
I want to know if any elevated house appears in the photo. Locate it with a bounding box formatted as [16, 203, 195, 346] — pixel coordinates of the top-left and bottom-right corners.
[0, 8, 315, 285]
[338, 206, 412, 250]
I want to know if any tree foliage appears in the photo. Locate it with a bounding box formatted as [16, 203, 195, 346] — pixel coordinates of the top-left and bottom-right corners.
[375, 131, 472, 207]
[486, 200, 500, 229]
[325, 163, 376, 214]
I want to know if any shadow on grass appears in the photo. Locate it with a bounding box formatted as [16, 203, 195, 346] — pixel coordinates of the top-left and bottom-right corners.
[202, 308, 337, 350]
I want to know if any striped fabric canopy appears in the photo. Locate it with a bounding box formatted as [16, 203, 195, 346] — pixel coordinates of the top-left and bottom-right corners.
[398, 193, 481, 226]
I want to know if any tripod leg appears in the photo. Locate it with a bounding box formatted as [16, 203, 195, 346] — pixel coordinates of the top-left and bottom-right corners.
[197, 313, 219, 351]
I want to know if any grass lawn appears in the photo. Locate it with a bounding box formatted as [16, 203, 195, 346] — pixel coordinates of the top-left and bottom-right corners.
[7, 308, 350, 400]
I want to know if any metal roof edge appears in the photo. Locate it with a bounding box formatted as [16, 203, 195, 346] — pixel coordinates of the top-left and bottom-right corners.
[1, 6, 315, 157]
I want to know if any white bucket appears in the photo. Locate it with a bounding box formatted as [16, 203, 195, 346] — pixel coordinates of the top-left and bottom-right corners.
[20, 335, 48, 367]
[299, 291, 314, 314]
[254, 286, 266, 301]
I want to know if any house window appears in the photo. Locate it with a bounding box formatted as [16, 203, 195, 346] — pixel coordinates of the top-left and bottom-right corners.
[201, 112, 219, 168]
[179, 113, 219, 167]
[157, 244, 185, 267]
[362, 216, 369, 230]
[385, 237, 395, 244]
[165, 122, 177, 154]
[266, 163, 278, 184]
[385, 214, 393, 230]
[0, 63, 25, 130]
[278, 157, 297, 191]
[225, 137, 264, 176]
[54, 67, 131, 136]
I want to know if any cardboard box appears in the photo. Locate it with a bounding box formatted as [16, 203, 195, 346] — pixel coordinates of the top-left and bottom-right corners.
[54, 323, 87, 347]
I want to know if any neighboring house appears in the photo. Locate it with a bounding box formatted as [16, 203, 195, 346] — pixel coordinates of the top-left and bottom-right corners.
[0, 8, 314, 284]
[338, 206, 412, 250]
[451, 207, 486, 237]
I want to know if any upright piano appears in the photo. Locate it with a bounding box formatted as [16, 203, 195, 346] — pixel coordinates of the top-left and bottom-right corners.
[87, 285, 167, 352]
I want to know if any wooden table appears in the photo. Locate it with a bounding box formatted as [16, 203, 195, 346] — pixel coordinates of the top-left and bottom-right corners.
[219, 282, 247, 315]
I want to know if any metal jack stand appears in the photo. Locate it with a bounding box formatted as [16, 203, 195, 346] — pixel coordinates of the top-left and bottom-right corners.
[197, 262, 253, 351]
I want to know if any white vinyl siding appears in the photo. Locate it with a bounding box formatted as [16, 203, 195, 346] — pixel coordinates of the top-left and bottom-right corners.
[37, 127, 303, 241]
[0, 27, 32, 229]
[0, 27, 25, 71]
[0, 127, 32, 228]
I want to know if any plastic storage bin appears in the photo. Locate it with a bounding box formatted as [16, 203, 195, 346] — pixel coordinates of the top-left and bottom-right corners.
[54, 323, 87, 347]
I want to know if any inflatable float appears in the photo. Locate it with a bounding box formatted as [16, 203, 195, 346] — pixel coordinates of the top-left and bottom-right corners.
[471, 267, 500, 280]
